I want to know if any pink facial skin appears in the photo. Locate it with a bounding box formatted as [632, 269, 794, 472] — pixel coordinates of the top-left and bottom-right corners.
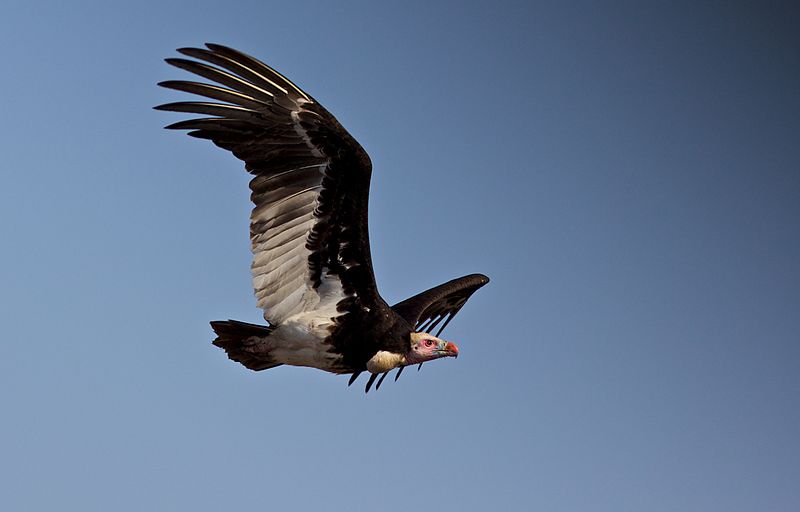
[407, 338, 460, 364]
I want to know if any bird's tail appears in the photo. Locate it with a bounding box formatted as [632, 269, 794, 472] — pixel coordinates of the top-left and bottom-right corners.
[210, 320, 282, 371]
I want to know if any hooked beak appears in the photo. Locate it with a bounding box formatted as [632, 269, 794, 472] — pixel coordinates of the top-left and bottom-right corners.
[438, 341, 459, 358]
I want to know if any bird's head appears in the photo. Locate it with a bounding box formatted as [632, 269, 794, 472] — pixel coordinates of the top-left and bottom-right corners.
[406, 332, 459, 364]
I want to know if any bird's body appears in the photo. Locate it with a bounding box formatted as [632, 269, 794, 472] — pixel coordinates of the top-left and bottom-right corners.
[157, 44, 488, 391]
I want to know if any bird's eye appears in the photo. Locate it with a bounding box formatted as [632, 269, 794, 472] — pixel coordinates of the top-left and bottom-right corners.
[424, 339, 434, 347]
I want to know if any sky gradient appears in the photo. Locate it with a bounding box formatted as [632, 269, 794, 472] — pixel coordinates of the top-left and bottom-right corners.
[1, 1, 798, 510]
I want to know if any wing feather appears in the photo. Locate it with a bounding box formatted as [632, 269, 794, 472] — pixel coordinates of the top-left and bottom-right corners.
[391, 274, 489, 335]
[157, 44, 379, 329]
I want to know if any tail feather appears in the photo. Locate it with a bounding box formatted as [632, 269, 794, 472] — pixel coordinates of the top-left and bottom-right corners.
[210, 320, 282, 371]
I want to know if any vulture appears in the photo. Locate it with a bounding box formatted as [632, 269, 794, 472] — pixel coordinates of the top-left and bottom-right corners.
[156, 44, 489, 392]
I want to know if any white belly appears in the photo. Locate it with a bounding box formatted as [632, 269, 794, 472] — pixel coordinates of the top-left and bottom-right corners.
[268, 316, 343, 371]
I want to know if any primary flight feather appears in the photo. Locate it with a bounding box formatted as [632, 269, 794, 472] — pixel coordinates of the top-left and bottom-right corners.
[156, 43, 489, 392]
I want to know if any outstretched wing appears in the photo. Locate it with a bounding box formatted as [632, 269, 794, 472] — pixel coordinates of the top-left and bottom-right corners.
[156, 44, 380, 327]
[391, 273, 489, 336]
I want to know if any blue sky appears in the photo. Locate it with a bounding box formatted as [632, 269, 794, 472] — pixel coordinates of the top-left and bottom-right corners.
[1, 1, 798, 510]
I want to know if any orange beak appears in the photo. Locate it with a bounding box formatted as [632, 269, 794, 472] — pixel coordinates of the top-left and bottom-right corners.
[445, 342, 459, 357]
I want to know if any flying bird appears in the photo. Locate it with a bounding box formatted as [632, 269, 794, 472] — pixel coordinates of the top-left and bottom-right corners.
[156, 44, 489, 392]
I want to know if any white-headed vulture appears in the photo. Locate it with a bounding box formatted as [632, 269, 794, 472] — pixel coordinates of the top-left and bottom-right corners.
[156, 44, 489, 392]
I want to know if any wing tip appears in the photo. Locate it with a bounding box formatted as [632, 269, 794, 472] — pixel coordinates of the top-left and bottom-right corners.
[163, 57, 185, 66]
[205, 42, 229, 52]
[176, 46, 199, 55]
[470, 273, 490, 285]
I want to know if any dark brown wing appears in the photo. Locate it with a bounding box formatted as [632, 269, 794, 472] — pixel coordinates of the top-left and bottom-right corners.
[155, 44, 380, 327]
[391, 273, 489, 336]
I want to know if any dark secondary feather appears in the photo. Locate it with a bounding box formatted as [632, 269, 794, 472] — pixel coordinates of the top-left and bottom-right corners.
[391, 273, 490, 336]
[155, 44, 381, 331]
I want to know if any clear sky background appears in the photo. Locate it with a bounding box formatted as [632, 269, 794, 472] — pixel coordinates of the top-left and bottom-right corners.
[1, 1, 798, 510]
